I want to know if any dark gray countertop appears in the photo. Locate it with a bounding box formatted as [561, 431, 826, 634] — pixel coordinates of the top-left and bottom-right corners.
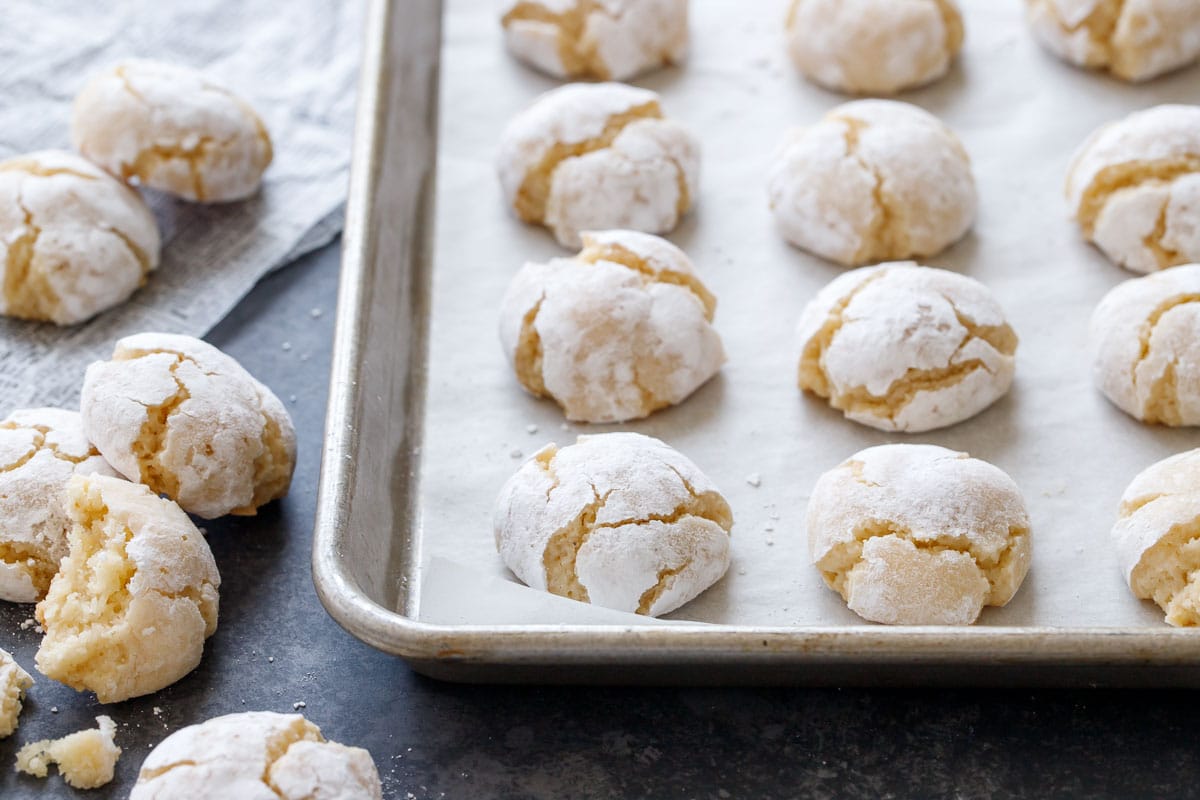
[2, 241, 1198, 799]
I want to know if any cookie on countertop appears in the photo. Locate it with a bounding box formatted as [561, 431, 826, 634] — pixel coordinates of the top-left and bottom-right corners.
[35, 474, 220, 704]
[797, 262, 1017, 433]
[785, 0, 963, 95]
[15, 715, 121, 790]
[72, 59, 273, 203]
[0, 407, 118, 603]
[501, 0, 688, 81]
[497, 82, 699, 248]
[81, 332, 296, 519]
[1067, 105, 1200, 274]
[130, 711, 382, 800]
[807, 444, 1032, 626]
[767, 100, 976, 267]
[0, 150, 160, 325]
[1091, 265, 1200, 426]
[0, 647, 33, 739]
[495, 432, 733, 616]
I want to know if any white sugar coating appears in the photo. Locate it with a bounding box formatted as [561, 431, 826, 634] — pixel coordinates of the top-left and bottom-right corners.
[501, 0, 688, 81]
[71, 59, 273, 203]
[767, 99, 976, 267]
[130, 711, 382, 800]
[806, 444, 1032, 625]
[1026, 0, 1200, 82]
[0, 150, 160, 325]
[1111, 449, 1200, 626]
[499, 230, 724, 423]
[785, 0, 963, 95]
[496, 82, 699, 248]
[0, 647, 33, 739]
[1066, 105, 1200, 274]
[0, 407, 118, 602]
[81, 332, 297, 519]
[796, 263, 1018, 433]
[15, 715, 121, 790]
[1090, 265, 1200, 425]
[494, 432, 733, 616]
[36, 475, 221, 704]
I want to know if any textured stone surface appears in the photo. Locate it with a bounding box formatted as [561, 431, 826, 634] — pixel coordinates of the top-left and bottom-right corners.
[1, 242, 1197, 797]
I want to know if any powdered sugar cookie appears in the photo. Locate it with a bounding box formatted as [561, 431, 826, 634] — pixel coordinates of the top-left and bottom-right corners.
[501, 0, 688, 81]
[495, 432, 733, 616]
[785, 0, 964, 94]
[1091, 264, 1200, 425]
[81, 333, 296, 519]
[1067, 105, 1200, 274]
[36, 474, 220, 703]
[0, 150, 159, 325]
[0, 407, 118, 603]
[1027, 0, 1200, 82]
[807, 444, 1031, 626]
[72, 59, 272, 202]
[797, 262, 1017, 432]
[1112, 448, 1200, 626]
[0, 648, 32, 739]
[499, 230, 724, 423]
[497, 83, 699, 248]
[767, 100, 976, 267]
[130, 712, 382, 800]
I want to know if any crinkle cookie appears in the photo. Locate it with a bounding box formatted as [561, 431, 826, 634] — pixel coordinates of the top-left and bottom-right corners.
[0, 150, 160, 325]
[785, 0, 964, 95]
[1112, 448, 1200, 626]
[501, 0, 688, 81]
[15, 715, 121, 790]
[494, 432, 733, 616]
[767, 100, 976, 267]
[35, 474, 220, 703]
[72, 59, 273, 203]
[807, 444, 1032, 626]
[1091, 264, 1200, 425]
[499, 230, 724, 423]
[1067, 105, 1200, 274]
[81, 332, 296, 519]
[1026, 0, 1200, 82]
[0, 407, 118, 603]
[130, 712, 382, 800]
[797, 262, 1017, 433]
[0, 647, 32, 739]
[497, 83, 699, 248]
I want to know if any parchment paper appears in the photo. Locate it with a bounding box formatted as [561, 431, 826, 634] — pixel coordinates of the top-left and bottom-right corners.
[417, 0, 1200, 628]
[0, 0, 361, 408]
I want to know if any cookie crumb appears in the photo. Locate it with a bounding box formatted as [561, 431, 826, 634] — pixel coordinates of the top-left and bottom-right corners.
[310, 308, 323, 318]
[509, 448, 523, 459]
[745, 473, 762, 487]
[526, 424, 539, 434]
[281, 341, 292, 351]
[292, 701, 306, 710]
[267, 656, 275, 663]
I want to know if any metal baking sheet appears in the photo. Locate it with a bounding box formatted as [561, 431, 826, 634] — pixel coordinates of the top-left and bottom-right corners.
[312, 0, 1200, 685]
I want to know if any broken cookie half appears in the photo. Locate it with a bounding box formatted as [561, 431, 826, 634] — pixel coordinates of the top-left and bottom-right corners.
[1112, 448, 1200, 627]
[15, 715, 121, 790]
[494, 432, 733, 616]
[807, 444, 1031, 626]
[0, 647, 33, 739]
[796, 262, 1017, 433]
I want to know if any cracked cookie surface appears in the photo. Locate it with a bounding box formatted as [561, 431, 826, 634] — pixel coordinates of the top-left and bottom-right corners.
[0, 150, 160, 325]
[785, 0, 963, 95]
[767, 100, 976, 267]
[499, 230, 724, 423]
[130, 711, 382, 800]
[1026, 0, 1200, 82]
[81, 332, 297, 518]
[71, 59, 273, 203]
[496, 83, 699, 247]
[0, 407, 118, 602]
[0, 647, 32, 739]
[796, 262, 1017, 432]
[501, 0, 688, 81]
[1067, 105, 1200, 274]
[494, 432, 733, 616]
[35, 474, 220, 703]
[1112, 448, 1200, 626]
[15, 715, 120, 789]
[807, 444, 1032, 626]
[1091, 264, 1200, 425]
